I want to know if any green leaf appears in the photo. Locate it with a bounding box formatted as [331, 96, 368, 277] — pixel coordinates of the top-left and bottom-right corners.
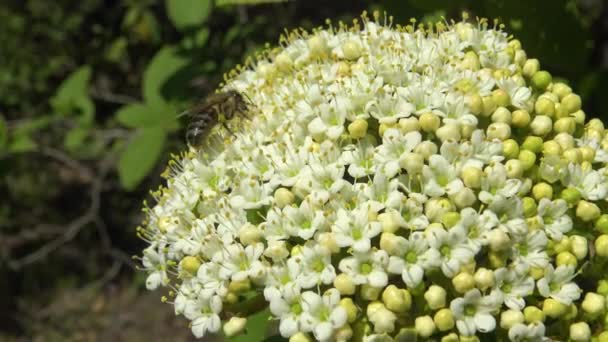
[115, 102, 178, 129]
[229, 309, 270, 342]
[0, 116, 7, 150]
[215, 0, 288, 5]
[64, 126, 90, 152]
[143, 46, 190, 104]
[9, 133, 37, 153]
[118, 127, 166, 190]
[166, 0, 212, 31]
[51, 66, 94, 119]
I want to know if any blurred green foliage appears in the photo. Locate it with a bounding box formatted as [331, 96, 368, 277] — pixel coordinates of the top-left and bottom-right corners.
[0, 0, 606, 339]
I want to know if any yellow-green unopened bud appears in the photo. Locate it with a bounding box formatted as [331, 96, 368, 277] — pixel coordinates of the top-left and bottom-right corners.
[399, 117, 420, 133]
[378, 211, 400, 233]
[556, 251, 577, 267]
[492, 89, 510, 107]
[482, 96, 497, 117]
[554, 132, 575, 150]
[523, 58, 540, 78]
[560, 187, 581, 205]
[570, 235, 588, 260]
[596, 235, 608, 257]
[530, 115, 553, 136]
[531, 70, 552, 90]
[461, 51, 480, 70]
[467, 93, 484, 115]
[532, 182, 553, 200]
[367, 302, 397, 334]
[228, 279, 251, 293]
[436, 123, 461, 142]
[335, 325, 353, 342]
[553, 82, 572, 99]
[598, 280, 608, 295]
[460, 336, 481, 342]
[487, 122, 511, 140]
[462, 167, 483, 188]
[348, 119, 368, 138]
[180, 256, 201, 275]
[596, 215, 608, 234]
[424, 285, 447, 310]
[223, 317, 247, 337]
[307, 35, 327, 56]
[452, 272, 475, 294]
[534, 97, 555, 117]
[524, 306, 545, 323]
[441, 333, 459, 342]
[577, 200, 601, 222]
[512, 109, 531, 128]
[492, 107, 511, 124]
[474, 267, 495, 290]
[543, 140, 562, 156]
[503, 139, 520, 159]
[543, 298, 568, 318]
[289, 332, 312, 342]
[434, 309, 455, 331]
[361, 284, 382, 301]
[275, 53, 293, 72]
[415, 315, 436, 337]
[505, 159, 524, 178]
[573, 109, 586, 124]
[342, 39, 362, 60]
[519, 150, 537, 170]
[581, 292, 605, 316]
[562, 93, 582, 113]
[522, 136, 544, 153]
[570, 322, 591, 342]
[500, 310, 524, 330]
[334, 273, 356, 295]
[382, 285, 412, 313]
[563, 148, 582, 164]
[340, 298, 358, 323]
[522, 197, 537, 217]
[554, 103, 569, 119]
[554, 117, 576, 134]
[419, 112, 440, 132]
[442, 212, 461, 228]
[489, 229, 511, 251]
[239, 224, 262, 245]
[274, 187, 295, 208]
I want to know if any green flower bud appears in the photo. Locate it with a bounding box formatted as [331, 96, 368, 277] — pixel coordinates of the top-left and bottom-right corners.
[573, 109, 586, 124]
[424, 285, 447, 310]
[228, 279, 251, 293]
[542, 140, 562, 156]
[441, 333, 460, 342]
[348, 119, 368, 139]
[553, 237, 572, 254]
[514, 49, 527, 66]
[553, 82, 572, 99]
[596, 235, 608, 258]
[577, 200, 601, 222]
[334, 273, 356, 295]
[462, 166, 483, 188]
[512, 109, 531, 128]
[563, 148, 582, 164]
[500, 309, 524, 330]
[554, 117, 576, 134]
[570, 322, 591, 342]
[467, 93, 484, 115]
[505, 159, 524, 178]
[487, 122, 511, 140]
[503, 139, 520, 159]
[519, 150, 537, 170]
[562, 93, 582, 113]
[535, 97, 555, 117]
[598, 280, 608, 296]
[556, 251, 577, 267]
[461, 50, 480, 70]
[180, 256, 201, 275]
[522, 197, 537, 217]
[543, 298, 568, 318]
[599, 331, 608, 342]
[395, 328, 418, 342]
[561, 187, 581, 206]
[532, 182, 553, 200]
[482, 96, 497, 117]
[554, 103, 570, 119]
[523, 58, 540, 78]
[492, 106, 512, 123]
[489, 251, 507, 268]
[340, 298, 358, 323]
[382, 285, 412, 313]
[361, 284, 382, 301]
[492, 89, 510, 107]
[342, 39, 362, 60]
[570, 235, 588, 260]
[452, 272, 475, 294]
[459, 336, 480, 342]
[415, 315, 436, 337]
[419, 112, 440, 132]
[522, 136, 544, 153]
[530, 115, 553, 136]
[524, 306, 545, 323]
[596, 215, 608, 234]
[582, 292, 605, 317]
[442, 211, 461, 228]
[531, 70, 552, 90]
[434, 308, 455, 331]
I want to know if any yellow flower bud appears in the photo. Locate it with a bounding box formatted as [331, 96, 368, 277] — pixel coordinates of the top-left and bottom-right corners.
[335, 324, 353, 342]
[424, 285, 447, 310]
[415, 141, 438, 160]
[503, 139, 520, 159]
[500, 309, 524, 330]
[523, 197, 538, 217]
[554, 132, 575, 150]
[400, 152, 424, 175]
[523, 58, 540, 78]
[340, 298, 358, 323]
[562, 93, 582, 113]
[307, 35, 327, 56]
[596, 215, 608, 234]
[530, 115, 553, 136]
[554, 117, 576, 134]
[492, 89, 510, 107]
[579, 146, 595, 162]
[482, 96, 497, 117]
[531, 70, 552, 90]
[524, 306, 545, 323]
[274, 187, 295, 208]
[576, 200, 601, 222]
[542, 140, 562, 156]
[289, 332, 312, 342]
[581, 292, 605, 316]
[378, 211, 400, 233]
[512, 109, 531, 128]
[563, 147, 582, 164]
[560, 187, 581, 206]
[434, 308, 455, 331]
[367, 302, 397, 333]
[553, 237, 571, 254]
[522, 136, 544, 153]
[534, 97, 555, 117]
[599, 331, 608, 342]
[275, 53, 293, 72]
[570, 235, 588, 260]
[543, 298, 568, 318]
[505, 159, 524, 178]
[518, 150, 537, 170]
[570, 322, 591, 342]
[361, 284, 382, 301]
[467, 93, 484, 115]
[223, 317, 247, 337]
[180, 256, 201, 275]
[491, 106, 511, 124]
[474, 267, 496, 290]
[228, 279, 251, 293]
[334, 273, 356, 295]
[348, 119, 368, 139]
[556, 251, 577, 267]
[382, 285, 412, 313]
[488, 229, 510, 251]
[573, 109, 586, 124]
[379, 232, 400, 255]
[461, 50, 480, 70]
[342, 39, 362, 60]
[552, 82, 572, 99]
[532, 182, 553, 200]
[415, 315, 436, 337]
[596, 235, 608, 257]
[419, 112, 441, 132]
[441, 333, 460, 342]
[239, 224, 262, 245]
[436, 123, 462, 142]
[487, 122, 511, 140]
[452, 272, 475, 294]
[399, 117, 420, 133]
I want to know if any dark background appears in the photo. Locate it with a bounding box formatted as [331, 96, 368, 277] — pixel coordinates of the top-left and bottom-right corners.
[0, 0, 606, 340]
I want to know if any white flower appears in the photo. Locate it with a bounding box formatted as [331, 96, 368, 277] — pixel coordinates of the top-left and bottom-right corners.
[332, 207, 382, 253]
[387, 232, 440, 287]
[339, 250, 389, 287]
[478, 162, 522, 204]
[341, 138, 378, 178]
[368, 92, 415, 124]
[537, 265, 581, 305]
[395, 196, 429, 231]
[450, 289, 501, 336]
[508, 322, 547, 342]
[215, 243, 266, 281]
[537, 199, 572, 240]
[264, 283, 305, 337]
[196, 262, 229, 298]
[183, 295, 222, 338]
[358, 172, 404, 210]
[491, 267, 535, 310]
[456, 208, 499, 253]
[374, 129, 421, 178]
[563, 163, 608, 201]
[426, 226, 475, 278]
[308, 100, 347, 140]
[510, 230, 549, 270]
[293, 244, 336, 288]
[283, 199, 326, 240]
[300, 289, 348, 341]
[422, 155, 464, 197]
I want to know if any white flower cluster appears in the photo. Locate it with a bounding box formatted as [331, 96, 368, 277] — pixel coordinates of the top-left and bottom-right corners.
[139, 13, 608, 341]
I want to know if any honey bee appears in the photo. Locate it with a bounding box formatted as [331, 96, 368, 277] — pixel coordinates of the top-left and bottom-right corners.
[183, 90, 250, 148]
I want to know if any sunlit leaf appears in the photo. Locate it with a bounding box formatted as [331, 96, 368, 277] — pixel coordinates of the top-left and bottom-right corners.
[118, 126, 166, 190]
[115, 102, 179, 130]
[143, 46, 190, 104]
[51, 65, 94, 119]
[166, 0, 212, 31]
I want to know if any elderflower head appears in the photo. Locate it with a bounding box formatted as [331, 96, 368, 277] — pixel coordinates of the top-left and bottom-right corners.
[138, 12, 608, 341]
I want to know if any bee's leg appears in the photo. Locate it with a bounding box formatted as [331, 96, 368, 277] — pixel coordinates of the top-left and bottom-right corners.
[222, 122, 236, 136]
